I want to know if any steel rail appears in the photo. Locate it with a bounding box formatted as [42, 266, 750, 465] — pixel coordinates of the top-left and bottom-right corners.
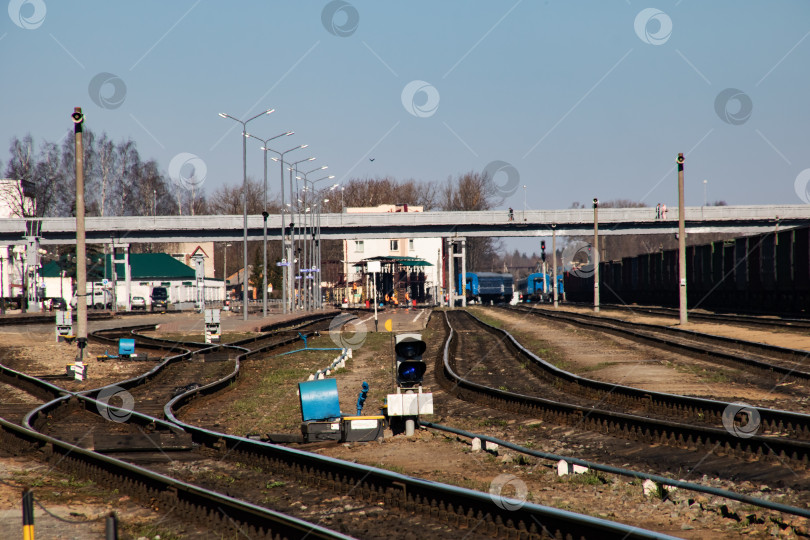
[441, 310, 810, 464]
[465, 309, 810, 440]
[421, 422, 810, 520]
[505, 304, 810, 377]
[0, 418, 354, 539]
[566, 301, 810, 330]
[2, 316, 681, 539]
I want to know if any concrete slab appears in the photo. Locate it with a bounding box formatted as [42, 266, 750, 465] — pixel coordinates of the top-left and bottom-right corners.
[154, 309, 339, 335]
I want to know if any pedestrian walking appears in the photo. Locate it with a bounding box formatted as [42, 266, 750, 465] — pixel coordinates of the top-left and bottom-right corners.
[656, 203, 661, 220]
[662, 203, 668, 220]
[508, 207, 514, 221]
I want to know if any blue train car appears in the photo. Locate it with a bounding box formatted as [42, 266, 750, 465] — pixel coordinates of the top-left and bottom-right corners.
[516, 273, 565, 302]
[458, 272, 514, 304]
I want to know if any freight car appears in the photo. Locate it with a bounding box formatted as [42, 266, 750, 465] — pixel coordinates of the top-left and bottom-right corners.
[564, 225, 810, 314]
[458, 272, 514, 304]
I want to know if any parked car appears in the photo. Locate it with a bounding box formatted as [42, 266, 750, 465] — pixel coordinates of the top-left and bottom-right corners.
[151, 286, 169, 312]
[131, 296, 146, 310]
[49, 297, 67, 310]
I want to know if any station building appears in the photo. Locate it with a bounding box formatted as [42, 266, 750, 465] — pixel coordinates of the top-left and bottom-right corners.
[339, 204, 442, 304]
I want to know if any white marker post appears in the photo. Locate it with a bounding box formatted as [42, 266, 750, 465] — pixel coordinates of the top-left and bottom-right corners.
[367, 261, 381, 332]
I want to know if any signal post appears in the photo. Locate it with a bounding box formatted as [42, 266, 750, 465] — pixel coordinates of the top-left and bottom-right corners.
[387, 333, 433, 436]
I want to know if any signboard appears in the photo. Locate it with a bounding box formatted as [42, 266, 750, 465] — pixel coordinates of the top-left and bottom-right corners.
[367, 261, 381, 273]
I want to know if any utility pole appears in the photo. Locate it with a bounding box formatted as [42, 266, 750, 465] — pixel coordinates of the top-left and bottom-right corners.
[593, 198, 599, 313]
[552, 225, 558, 308]
[72, 107, 87, 361]
[678, 153, 688, 325]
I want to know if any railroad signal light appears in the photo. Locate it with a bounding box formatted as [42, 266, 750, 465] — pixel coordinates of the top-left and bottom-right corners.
[394, 333, 427, 388]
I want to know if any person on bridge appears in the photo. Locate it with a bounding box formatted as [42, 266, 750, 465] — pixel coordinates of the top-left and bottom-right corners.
[508, 207, 514, 221]
[662, 204, 668, 220]
[656, 203, 661, 219]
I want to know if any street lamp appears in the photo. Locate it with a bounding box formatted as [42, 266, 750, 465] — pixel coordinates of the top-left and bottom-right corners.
[593, 197, 599, 313]
[246, 131, 294, 317]
[523, 184, 527, 217]
[219, 108, 274, 320]
[223, 242, 232, 304]
[299, 166, 327, 310]
[703, 179, 708, 207]
[287, 157, 316, 310]
[297, 169, 331, 310]
[267, 143, 308, 313]
[315, 192, 335, 308]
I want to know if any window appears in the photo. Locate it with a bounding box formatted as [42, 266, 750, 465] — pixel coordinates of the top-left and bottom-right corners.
[408, 239, 414, 251]
[355, 241, 364, 253]
[390, 240, 399, 251]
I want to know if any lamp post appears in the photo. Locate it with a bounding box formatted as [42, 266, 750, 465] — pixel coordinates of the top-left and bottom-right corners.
[678, 154, 687, 325]
[246, 131, 294, 317]
[223, 242, 232, 304]
[523, 184, 528, 222]
[315, 192, 336, 308]
[703, 179, 708, 207]
[267, 144, 308, 313]
[593, 197, 599, 313]
[288, 157, 316, 310]
[219, 108, 274, 320]
[298, 166, 328, 309]
[297, 170, 334, 309]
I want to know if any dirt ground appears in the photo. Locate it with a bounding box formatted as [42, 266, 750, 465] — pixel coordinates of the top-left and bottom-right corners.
[469, 307, 806, 407]
[552, 304, 810, 351]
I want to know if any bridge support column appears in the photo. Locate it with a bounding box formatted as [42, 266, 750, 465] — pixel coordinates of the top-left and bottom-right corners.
[446, 238, 466, 307]
[446, 238, 453, 309]
[24, 235, 41, 313]
[112, 243, 131, 312]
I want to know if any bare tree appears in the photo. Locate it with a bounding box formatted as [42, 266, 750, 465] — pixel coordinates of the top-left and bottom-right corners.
[440, 171, 500, 270]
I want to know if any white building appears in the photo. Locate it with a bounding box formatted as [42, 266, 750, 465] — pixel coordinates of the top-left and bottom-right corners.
[0, 179, 36, 302]
[341, 204, 443, 303]
[40, 252, 225, 310]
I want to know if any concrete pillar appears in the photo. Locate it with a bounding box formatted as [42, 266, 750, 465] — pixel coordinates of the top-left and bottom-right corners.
[460, 238, 467, 308]
[447, 238, 454, 309]
[123, 245, 131, 311]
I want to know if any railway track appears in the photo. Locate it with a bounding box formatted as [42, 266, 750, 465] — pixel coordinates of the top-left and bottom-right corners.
[503, 304, 810, 382]
[439, 309, 810, 466]
[566, 301, 810, 331]
[0, 314, 679, 539]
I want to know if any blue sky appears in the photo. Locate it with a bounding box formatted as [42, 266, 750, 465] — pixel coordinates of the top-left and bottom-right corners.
[2, 1, 810, 226]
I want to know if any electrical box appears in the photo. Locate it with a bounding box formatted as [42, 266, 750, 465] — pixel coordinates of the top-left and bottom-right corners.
[55, 311, 72, 342]
[205, 309, 221, 343]
[386, 390, 433, 416]
[118, 338, 136, 357]
[299, 378, 341, 422]
[301, 420, 342, 443]
[341, 416, 385, 442]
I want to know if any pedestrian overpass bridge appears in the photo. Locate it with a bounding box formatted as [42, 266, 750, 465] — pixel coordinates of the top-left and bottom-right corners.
[0, 205, 807, 245]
